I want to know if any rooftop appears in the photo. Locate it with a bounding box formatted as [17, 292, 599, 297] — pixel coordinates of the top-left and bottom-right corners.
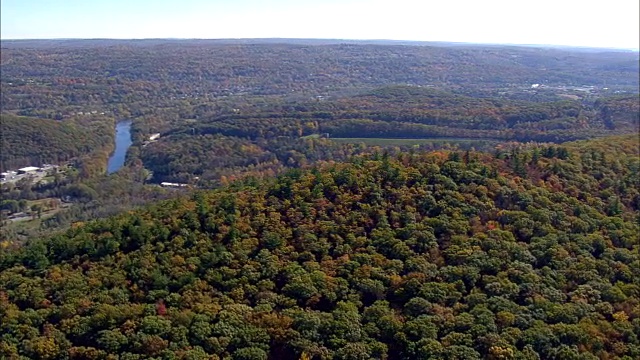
[18, 166, 40, 172]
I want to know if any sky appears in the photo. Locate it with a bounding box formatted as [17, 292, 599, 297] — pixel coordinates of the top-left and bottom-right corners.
[1, 0, 639, 49]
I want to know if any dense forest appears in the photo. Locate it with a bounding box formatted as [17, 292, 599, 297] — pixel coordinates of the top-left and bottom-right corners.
[1, 134, 638, 359]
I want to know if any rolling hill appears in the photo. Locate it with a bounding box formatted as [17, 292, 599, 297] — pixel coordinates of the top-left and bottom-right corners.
[1, 135, 638, 359]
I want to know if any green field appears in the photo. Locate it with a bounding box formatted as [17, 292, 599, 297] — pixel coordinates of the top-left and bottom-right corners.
[329, 137, 502, 147]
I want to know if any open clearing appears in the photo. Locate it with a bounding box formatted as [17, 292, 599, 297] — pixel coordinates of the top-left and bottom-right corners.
[329, 137, 503, 146]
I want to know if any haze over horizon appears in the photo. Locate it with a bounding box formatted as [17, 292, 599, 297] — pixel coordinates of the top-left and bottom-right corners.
[2, 0, 639, 50]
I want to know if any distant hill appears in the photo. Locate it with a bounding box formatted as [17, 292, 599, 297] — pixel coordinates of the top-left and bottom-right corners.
[1, 41, 637, 109]
[2, 38, 639, 52]
[134, 85, 638, 184]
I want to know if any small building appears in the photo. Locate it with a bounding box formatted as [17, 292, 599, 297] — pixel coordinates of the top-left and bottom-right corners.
[18, 166, 40, 174]
[149, 133, 161, 141]
[160, 182, 188, 188]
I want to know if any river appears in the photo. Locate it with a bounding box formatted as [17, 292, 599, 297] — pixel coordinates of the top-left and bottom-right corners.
[107, 120, 133, 174]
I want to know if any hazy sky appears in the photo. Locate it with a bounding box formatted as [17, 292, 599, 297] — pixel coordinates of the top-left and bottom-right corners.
[1, 0, 639, 49]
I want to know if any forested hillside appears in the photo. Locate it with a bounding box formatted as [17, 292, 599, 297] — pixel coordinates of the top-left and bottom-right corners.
[140, 87, 639, 184]
[1, 135, 638, 359]
[0, 114, 114, 172]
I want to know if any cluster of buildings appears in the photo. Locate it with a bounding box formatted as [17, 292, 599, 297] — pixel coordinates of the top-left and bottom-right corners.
[0, 171, 18, 181]
[1, 166, 39, 181]
[1, 164, 60, 183]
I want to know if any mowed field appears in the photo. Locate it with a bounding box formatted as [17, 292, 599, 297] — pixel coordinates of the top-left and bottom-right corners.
[330, 137, 502, 147]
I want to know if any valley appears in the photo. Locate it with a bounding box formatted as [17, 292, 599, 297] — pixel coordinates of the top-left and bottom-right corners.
[0, 39, 638, 359]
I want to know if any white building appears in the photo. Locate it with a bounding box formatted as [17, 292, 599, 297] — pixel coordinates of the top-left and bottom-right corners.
[160, 182, 188, 188]
[18, 166, 40, 174]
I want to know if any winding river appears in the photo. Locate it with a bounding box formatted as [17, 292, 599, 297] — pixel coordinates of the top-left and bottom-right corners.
[107, 120, 133, 174]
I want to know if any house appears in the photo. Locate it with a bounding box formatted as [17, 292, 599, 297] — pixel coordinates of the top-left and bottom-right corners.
[149, 133, 161, 141]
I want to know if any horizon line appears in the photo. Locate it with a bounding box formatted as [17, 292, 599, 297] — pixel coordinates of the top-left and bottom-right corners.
[1, 37, 638, 52]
